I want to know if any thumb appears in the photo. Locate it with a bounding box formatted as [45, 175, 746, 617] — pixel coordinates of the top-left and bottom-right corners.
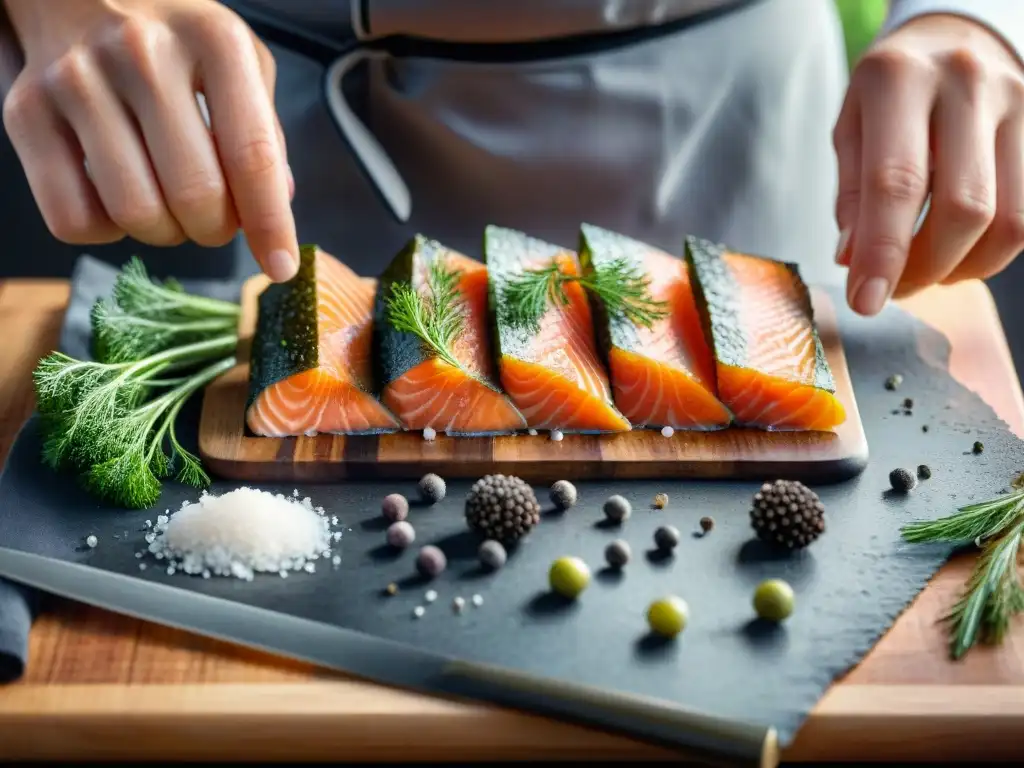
[832, 93, 861, 267]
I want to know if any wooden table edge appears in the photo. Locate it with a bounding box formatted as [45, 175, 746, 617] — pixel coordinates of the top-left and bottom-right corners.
[1, 278, 1023, 763]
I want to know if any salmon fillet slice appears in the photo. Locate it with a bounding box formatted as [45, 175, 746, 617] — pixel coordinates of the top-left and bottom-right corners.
[579, 224, 732, 430]
[374, 235, 526, 435]
[485, 225, 631, 433]
[246, 246, 400, 436]
[685, 236, 846, 432]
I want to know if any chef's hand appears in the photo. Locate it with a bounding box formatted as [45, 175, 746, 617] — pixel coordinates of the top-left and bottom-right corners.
[0, 0, 299, 281]
[834, 13, 1024, 316]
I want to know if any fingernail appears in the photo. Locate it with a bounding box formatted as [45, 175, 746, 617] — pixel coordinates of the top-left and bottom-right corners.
[266, 249, 298, 282]
[287, 164, 295, 200]
[834, 228, 851, 265]
[853, 277, 891, 316]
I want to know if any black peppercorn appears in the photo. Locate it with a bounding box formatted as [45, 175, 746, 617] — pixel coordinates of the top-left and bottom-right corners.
[885, 374, 903, 391]
[973, 441, 984, 455]
[903, 397, 914, 409]
[749, 479, 826, 550]
[922, 424, 929, 433]
[699, 516, 715, 534]
[889, 468, 917, 492]
[917, 464, 932, 480]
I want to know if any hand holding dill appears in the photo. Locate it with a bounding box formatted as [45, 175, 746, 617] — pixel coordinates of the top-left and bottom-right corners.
[901, 478, 1024, 659]
[501, 256, 668, 332]
[33, 257, 240, 509]
[385, 258, 466, 371]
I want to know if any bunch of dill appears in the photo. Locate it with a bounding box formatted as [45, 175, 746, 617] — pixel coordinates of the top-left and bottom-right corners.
[32, 258, 240, 509]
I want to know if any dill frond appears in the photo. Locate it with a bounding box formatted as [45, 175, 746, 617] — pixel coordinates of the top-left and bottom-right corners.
[501, 256, 668, 332]
[112, 256, 240, 321]
[385, 257, 466, 371]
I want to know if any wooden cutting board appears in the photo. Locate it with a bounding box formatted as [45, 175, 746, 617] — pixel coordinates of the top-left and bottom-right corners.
[198, 275, 868, 484]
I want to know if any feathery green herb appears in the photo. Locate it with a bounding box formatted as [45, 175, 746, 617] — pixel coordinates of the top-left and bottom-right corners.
[501, 256, 668, 332]
[33, 257, 240, 509]
[385, 258, 465, 371]
[901, 482, 1024, 659]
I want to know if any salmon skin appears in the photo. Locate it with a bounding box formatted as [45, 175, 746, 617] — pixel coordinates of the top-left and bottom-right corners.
[579, 224, 732, 430]
[373, 235, 526, 436]
[484, 225, 631, 433]
[246, 245, 400, 437]
[684, 236, 846, 432]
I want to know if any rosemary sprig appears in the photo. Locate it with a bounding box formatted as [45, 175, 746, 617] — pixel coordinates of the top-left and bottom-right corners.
[501, 256, 669, 332]
[901, 484, 1024, 659]
[385, 258, 465, 371]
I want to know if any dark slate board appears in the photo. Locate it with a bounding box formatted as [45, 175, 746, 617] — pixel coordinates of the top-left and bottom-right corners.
[0, 255, 1022, 747]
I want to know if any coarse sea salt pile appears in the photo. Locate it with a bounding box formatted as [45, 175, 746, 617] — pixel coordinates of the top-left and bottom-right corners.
[144, 487, 336, 581]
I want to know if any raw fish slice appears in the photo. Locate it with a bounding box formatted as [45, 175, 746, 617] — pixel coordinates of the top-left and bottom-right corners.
[485, 225, 631, 433]
[579, 224, 732, 430]
[374, 235, 526, 435]
[685, 236, 845, 431]
[247, 246, 400, 436]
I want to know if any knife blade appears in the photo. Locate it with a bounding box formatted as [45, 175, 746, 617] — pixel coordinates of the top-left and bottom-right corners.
[0, 546, 777, 767]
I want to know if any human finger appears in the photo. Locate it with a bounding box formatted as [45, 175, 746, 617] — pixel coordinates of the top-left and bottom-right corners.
[831, 89, 861, 267]
[896, 54, 996, 296]
[45, 49, 185, 245]
[2, 77, 123, 244]
[101, 18, 239, 247]
[250, 32, 293, 199]
[189, 15, 297, 281]
[845, 51, 933, 316]
[942, 115, 1024, 283]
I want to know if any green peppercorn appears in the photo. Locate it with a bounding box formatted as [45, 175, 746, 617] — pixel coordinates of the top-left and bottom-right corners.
[647, 596, 689, 638]
[753, 579, 795, 622]
[549, 556, 591, 599]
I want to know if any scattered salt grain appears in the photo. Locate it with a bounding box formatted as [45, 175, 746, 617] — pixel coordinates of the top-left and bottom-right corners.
[423, 426, 437, 441]
[303, 562, 316, 574]
[661, 426, 674, 438]
[135, 551, 143, 559]
[144, 520, 152, 528]
[550, 429, 564, 442]
[332, 555, 342, 567]
[138, 563, 147, 571]
[85, 535, 98, 548]
[413, 606, 426, 618]
[452, 596, 466, 613]
[144, 487, 334, 581]
[471, 594, 483, 607]
[425, 589, 438, 603]
[528, 429, 538, 436]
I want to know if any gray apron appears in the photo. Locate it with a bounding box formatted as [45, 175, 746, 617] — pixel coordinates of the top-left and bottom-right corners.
[223, 0, 849, 287]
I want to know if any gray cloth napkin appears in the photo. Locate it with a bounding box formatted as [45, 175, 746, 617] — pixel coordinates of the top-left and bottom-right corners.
[0, 254, 241, 683]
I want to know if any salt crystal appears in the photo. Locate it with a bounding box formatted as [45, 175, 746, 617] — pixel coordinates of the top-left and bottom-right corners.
[144, 487, 335, 581]
[331, 554, 342, 567]
[139, 563, 147, 571]
[331, 516, 338, 525]
[85, 535, 97, 548]
[661, 426, 675, 438]
[144, 520, 152, 528]
[413, 606, 425, 618]
[550, 429, 564, 442]
[423, 426, 437, 441]
[452, 596, 466, 613]
[425, 590, 438, 603]
[166, 566, 175, 575]
[471, 594, 483, 607]
[135, 552, 143, 559]
[528, 428, 538, 436]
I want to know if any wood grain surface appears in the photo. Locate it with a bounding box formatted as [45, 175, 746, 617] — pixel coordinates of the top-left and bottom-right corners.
[1, 278, 1022, 763]
[198, 275, 868, 485]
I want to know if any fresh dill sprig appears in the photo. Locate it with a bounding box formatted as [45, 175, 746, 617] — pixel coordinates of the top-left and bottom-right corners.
[33, 257, 241, 509]
[111, 256, 240, 321]
[901, 484, 1024, 659]
[500, 256, 669, 332]
[91, 298, 237, 364]
[385, 257, 465, 371]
